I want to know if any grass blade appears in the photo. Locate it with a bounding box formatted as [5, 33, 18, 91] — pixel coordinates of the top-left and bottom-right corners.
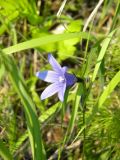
[39, 102, 61, 123]
[87, 70, 120, 124]
[0, 50, 46, 160]
[3, 32, 94, 54]
[92, 30, 115, 82]
[68, 83, 84, 135]
[98, 70, 120, 108]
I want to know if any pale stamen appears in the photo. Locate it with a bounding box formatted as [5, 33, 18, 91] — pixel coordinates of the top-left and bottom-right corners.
[59, 76, 65, 83]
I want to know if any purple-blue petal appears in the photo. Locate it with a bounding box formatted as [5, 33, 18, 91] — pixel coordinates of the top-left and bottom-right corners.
[41, 83, 61, 100]
[48, 54, 63, 75]
[36, 71, 59, 83]
[62, 66, 68, 73]
[58, 83, 66, 102]
[65, 73, 77, 87]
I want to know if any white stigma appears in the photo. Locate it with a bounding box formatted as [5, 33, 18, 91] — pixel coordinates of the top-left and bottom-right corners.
[59, 76, 65, 83]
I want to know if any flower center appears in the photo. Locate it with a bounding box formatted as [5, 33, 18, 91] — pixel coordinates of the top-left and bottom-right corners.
[59, 76, 65, 83]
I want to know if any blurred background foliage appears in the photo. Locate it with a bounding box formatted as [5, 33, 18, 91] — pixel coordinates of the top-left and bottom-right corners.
[0, 0, 120, 159]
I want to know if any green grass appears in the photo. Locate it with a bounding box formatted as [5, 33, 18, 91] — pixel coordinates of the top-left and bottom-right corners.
[0, 0, 120, 159]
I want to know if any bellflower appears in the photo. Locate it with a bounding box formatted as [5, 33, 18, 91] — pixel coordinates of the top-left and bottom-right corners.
[36, 54, 77, 102]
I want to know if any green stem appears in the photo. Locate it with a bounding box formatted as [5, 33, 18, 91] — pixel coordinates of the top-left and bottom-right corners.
[82, 102, 86, 160]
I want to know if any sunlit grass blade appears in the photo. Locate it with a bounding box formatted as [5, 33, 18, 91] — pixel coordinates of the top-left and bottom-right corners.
[3, 32, 94, 54]
[0, 50, 46, 160]
[57, 83, 84, 159]
[13, 132, 28, 156]
[92, 30, 115, 82]
[39, 102, 62, 123]
[98, 70, 120, 108]
[0, 140, 13, 160]
[67, 84, 84, 134]
[87, 70, 120, 124]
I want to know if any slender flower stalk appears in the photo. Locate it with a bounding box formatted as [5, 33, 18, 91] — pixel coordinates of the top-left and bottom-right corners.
[36, 54, 77, 102]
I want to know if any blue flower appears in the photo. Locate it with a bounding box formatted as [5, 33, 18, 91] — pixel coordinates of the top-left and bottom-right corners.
[36, 54, 77, 102]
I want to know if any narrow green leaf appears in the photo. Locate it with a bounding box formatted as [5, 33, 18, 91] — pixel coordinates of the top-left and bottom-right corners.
[39, 102, 61, 123]
[92, 30, 115, 82]
[68, 84, 84, 134]
[98, 70, 120, 107]
[87, 71, 120, 124]
[3, 32, 94, 54]
[0, 50, 46, 160]
[58, 84, 84, 159]
[0, 140, 13, 160]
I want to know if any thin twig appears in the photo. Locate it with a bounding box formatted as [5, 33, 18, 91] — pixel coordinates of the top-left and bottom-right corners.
[83, 0, 104, 32]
